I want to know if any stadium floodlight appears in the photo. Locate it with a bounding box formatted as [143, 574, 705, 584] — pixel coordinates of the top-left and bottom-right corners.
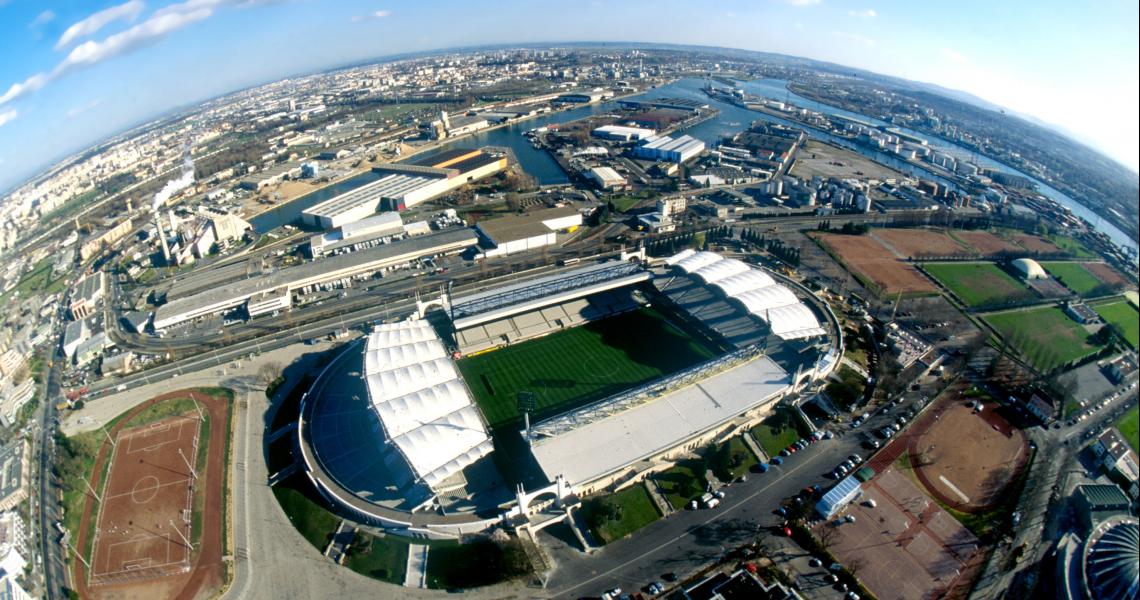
[518, 391, 536, 444]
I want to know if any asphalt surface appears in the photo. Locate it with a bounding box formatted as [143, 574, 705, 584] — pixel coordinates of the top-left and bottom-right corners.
[540, 401, 915, 599]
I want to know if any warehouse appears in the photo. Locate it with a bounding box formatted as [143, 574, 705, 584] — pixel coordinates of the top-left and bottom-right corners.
[586, 166, 627, 190]
[308, 212, 404, 257]
[634, 134, 706, 163]
[152, 228, 477, 330]
[592, 125, 657, 141]
[302, 149, 507, 228]
[475, 206, 582, 258]
[238, 162, 302, 190]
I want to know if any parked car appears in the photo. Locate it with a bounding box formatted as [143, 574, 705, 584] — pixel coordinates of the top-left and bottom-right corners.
[771, 456, 783, 465]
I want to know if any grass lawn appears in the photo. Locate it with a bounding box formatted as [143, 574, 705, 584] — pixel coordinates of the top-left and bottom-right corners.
[751, 408, 806, 458]
[1048, 234, 1097, 259]
[344, 532, 411, 585]
[1116, 405, 1139, 453]
[0, 257, 69, 305]
[654, 459, 709, 510]
[824, 365, 866, 410]
[985, 306, 1106, 372]
[458, 308, 717, 428]
[581, 484, 662, 544]
[1041, 262, 1107, 296]
[271, 482, 340, 551]
[710, 436, 759, 481]
[924, 262, 1036, 307]
[425, 538, 531, 589]
[1094, 300, 1140, 349]
[607, 191, 654, 212]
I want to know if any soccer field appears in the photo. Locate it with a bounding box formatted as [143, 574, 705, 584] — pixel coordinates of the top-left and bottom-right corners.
[457, 307, 718, 429]
[924, 262, 1035, 307]
[1094, 300, 1139, 349]
[984, 306, 1105, 372]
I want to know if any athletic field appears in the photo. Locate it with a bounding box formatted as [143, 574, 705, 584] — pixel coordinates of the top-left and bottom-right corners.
[924, 262, 1035, 307]
[1094, 300, 1139, 349]
[1041, 262, 1107, 296]
[984, 306, 1105, 371]
[457, 307, 718, 428]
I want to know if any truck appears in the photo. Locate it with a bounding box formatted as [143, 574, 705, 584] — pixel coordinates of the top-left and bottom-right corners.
[700, 492, 720, 509]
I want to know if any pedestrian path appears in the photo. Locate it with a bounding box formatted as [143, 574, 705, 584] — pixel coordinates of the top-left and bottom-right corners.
[404, 544, 429, 588]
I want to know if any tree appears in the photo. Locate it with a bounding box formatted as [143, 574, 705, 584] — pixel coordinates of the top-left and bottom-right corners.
[258, 361, 283, 388]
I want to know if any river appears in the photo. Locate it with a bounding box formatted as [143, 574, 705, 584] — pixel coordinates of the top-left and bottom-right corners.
[252, 78, 1136, 251]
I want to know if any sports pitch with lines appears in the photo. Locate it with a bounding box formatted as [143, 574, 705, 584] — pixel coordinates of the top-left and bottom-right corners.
[457, 307, 718, 428]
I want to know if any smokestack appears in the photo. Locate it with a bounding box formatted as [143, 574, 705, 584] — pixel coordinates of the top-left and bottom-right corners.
[156, 212, 172, 265]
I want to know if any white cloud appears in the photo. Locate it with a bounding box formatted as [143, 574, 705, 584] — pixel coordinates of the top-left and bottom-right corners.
[831, 31, 876, 47]
[0, 73, 49, 106]
[60, 7, 212, 71]
[848, 9, 876, 18]
[351, 9, 392, 22]
[56, 1, 146, 49]
[0, 108, 16, 127]
[940, 48, 969, 65]
[2, 0, 266, 108]
[784, 0, 821, 5]
[67, 100, 102, 119]
[30, 10, 57, 28]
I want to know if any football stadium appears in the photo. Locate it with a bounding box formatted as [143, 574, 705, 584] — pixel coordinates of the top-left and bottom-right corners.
[297, 249, 841, 535]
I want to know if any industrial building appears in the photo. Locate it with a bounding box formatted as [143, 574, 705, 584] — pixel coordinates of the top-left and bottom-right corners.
[302, 149, 507, 228]
[308, 212, 405, 257]
[238, 162, 302, 190]
[68, 271, 106, 320]
[556, 89, 612, 103]
[474, 206, 582, 258]
[79, 217, 133, 261]
[585, 166, 627, 190]
[592, 125, 657, 141]
[634, 134, 706, 163]
[152, 228, 477, 330]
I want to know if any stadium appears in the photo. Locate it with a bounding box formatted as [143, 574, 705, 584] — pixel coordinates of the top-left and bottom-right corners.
[296, 248, 841, 536]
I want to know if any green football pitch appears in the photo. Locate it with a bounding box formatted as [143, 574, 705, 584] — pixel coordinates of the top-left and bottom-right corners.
[457, 307, 719, 429]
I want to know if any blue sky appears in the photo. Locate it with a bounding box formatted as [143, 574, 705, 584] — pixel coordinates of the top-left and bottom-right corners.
[0, 0, 1136, 192]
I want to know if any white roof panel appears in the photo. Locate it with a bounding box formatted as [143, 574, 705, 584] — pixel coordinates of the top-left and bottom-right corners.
[692, 258, 750, 283]
[664, 248, 696, 266]
[361, 319, 493, 490]
[674, 251, 723, 274]
[733, 284, 799, 314]
[712, 270, 776, 297]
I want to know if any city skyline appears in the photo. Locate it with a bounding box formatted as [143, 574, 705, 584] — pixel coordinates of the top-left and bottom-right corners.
[0, 0, 1137, 194]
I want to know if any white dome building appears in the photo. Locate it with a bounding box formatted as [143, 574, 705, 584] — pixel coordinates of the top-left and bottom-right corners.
[1012, 258, 1048, 280]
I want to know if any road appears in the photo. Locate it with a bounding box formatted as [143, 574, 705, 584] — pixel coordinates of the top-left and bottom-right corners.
[32, 313, 67, 599]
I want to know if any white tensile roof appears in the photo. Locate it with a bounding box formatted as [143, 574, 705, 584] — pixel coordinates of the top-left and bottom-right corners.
[733, 284, 799, 314]
[664, 248, 696, 266]
[363, 320, 492, 490]
[692, 258, 750, 284]
[367, 320, 438, 347]
[674, 251, 723, 273]
[364, 339, 447, 374]
[671, 250, 826, 341]
[753, 303, 827, 340]
[712, 269, 776, 297]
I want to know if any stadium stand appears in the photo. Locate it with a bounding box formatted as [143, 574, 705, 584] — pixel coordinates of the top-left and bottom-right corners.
[455, 288, 641, 354]
[363, 320, 493, 491]
[660, 250, 826, 342]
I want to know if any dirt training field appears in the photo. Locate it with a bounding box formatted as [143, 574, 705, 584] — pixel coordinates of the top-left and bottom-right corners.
[90, 415, 199, 585]
[950, 231, 1023, 256]
[1085, 262, 1130, 288]
[1010, 234, 1062, 254]
[873, 229, 971, 258]
[815, 233, 937, 296]
[907, 395, 1029, 512]
[75, 389, 232, 600]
